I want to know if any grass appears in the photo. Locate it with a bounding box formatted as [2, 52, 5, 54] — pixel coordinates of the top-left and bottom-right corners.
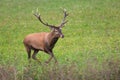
[0, 0, 120, 80]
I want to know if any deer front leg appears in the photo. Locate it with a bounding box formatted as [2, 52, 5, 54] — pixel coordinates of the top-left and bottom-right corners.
[45, 50, 57, 64]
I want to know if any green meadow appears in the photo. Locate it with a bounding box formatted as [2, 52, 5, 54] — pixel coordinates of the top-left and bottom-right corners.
[0, 0, 120, 80]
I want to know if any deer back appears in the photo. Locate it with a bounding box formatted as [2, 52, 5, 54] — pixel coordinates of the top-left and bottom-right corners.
[23, 32, 49, 51]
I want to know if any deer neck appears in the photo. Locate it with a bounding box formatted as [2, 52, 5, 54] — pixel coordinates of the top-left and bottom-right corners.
[46, 31, 59, 48]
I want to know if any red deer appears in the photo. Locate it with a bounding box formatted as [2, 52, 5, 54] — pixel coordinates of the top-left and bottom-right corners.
[23, 9, 68, 63]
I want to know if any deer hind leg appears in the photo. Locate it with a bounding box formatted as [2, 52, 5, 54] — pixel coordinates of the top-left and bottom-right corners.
[32, 50, 41, 63]
[27, 48, 31, 59]
[23, 44, 32, 64]
[24, 44, 31, 59]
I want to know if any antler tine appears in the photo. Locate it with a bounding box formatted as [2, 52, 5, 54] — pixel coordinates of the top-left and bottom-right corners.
[63, 9, 69, 18]
[59, 9, 68, 28]
[33, 10, 53, 28]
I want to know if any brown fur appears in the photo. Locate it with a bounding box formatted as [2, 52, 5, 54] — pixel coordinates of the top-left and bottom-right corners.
[23, 9, 68, 63]
[23, 28, 63, 63]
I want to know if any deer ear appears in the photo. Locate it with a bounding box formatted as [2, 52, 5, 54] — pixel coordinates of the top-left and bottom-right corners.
[50, 27, 55, 32]
[49, 26, 54, 30]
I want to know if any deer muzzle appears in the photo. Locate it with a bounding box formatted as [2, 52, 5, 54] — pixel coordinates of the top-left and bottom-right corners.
[60, 34, 64, 38]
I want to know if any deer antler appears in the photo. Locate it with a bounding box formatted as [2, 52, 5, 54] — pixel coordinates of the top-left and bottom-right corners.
[33, 9, 68, 28]
[58, 9, 69, 28]
[33, 10, 54, 28]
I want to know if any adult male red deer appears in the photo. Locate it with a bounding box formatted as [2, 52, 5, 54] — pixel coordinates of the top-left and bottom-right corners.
[23, 9, 68, 63]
